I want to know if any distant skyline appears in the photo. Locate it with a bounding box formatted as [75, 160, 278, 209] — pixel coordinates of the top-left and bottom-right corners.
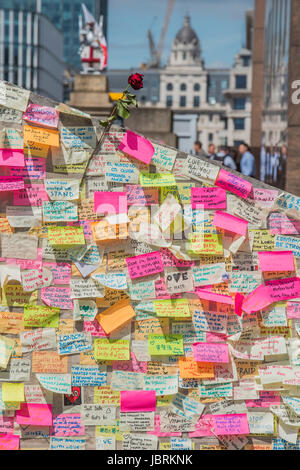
[107, 0, 254, 70]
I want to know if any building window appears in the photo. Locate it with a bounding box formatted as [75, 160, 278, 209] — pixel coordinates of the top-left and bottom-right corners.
[180, 96, 186, 107]
[233, 118, 245, 130]
[166, 82, 173, 91]
[241, 55, 250, 66]
[166, 95, 173, 107]
[209, 114, 213, 122]
[235, 75, 247, 89]
[193, 96, 200, 107]
[221, 79, 228, 89]
[194, 83, 200, 91]
[234, 140, 243, 147]
[180, 83, 186, 91]
[183, 52, 186, 60]
[208, 133, 214, 142]
[233, 97, 246, 110]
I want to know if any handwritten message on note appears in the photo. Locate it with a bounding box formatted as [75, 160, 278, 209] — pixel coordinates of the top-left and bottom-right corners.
[191, 187, 227, 210]
[216, 168, 252, 199]
[126, 251, 164, 279]
[193, 342, 229, 363]
[23, 104, 59, 128]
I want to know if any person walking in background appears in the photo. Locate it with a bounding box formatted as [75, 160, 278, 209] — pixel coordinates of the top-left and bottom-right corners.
[214, 145, 237, 170]
[193, 140, 207, 158]
[238, 142, 256, 177]
[207, 143, 217, 160]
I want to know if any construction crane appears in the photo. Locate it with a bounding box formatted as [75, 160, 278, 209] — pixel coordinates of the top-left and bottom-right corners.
[147, 0, 175, 68]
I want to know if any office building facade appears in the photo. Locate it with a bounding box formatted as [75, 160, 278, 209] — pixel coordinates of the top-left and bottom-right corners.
[0, 0, 108, 71]
[0, 7, 64, 101]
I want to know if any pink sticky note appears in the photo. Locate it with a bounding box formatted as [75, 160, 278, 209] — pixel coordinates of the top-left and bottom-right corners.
[266, 277, 300, 303]
[287, 301, 300, 319]
[191, 187, 227, 210]
[16, 403, 52, 426]
[118, 130, 154, 164]
[193, 342, 229, 363]
[212, 413, 249, 435]
[13, 183, 49, 206]
[51, 413, 84, 437]
[251, 188, 278, 208]
[216, 168, 252, 199]
[258, 251, 295, 272]
[0, 434, 20, 450]
[195, 287, 234, 305]
[242, 284, 273, 314]
[43, 262, 72, 285]
[94, 191, 127, 215]
[126, 251, 163, 279]
[23, 103, 59, 128]
[206, 332, 227, 343]
[0, 149, 24, 167]
[10, 157, 46, 179]
[246, 391, 281, 408]
[213, 210, 248, 237]
[235, 293, 244, 317]
[120, 390, 156, 412]
[41, 286, 73, 310]
[0, 177, 24, 191]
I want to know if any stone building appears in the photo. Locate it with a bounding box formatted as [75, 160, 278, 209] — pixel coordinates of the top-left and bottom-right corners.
[108, 14, 253, 154]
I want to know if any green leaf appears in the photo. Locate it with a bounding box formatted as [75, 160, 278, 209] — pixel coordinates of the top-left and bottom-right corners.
[99, 120, 109, 128]
[125, 91, 136, 100]
[117, 101, 130, 119]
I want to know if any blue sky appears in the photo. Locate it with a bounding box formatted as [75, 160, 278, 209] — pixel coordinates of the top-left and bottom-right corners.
[107, 0, 254, 69]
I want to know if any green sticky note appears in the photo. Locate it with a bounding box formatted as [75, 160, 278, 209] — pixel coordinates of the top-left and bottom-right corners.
[148, 334, 184, 356]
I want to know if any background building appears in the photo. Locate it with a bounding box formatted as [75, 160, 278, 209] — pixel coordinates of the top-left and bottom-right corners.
[0, 0, 108, 71]
[0, 7, 64, 101]
[250, 0, 297, 192]
[107, 14, 253, 154]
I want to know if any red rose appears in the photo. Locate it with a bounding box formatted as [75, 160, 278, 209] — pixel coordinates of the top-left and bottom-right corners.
[128, 73, 144, 90]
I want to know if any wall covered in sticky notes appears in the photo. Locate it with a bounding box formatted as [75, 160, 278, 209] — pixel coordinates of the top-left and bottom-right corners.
[0, 81, 300, 451]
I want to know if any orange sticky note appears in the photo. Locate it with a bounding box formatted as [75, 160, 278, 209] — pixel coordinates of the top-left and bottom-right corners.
[23, 125, 60, 147]
[96, 299, 135, 335]
[179, 357, 214, 379]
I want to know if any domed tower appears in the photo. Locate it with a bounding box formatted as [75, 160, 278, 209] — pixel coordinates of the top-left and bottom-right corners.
[168, 15, 203, 68]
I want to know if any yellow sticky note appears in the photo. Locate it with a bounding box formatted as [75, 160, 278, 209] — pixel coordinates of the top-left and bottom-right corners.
[24, 140, 49, 158]
[48, 226, 85, 245]
[94, 386, 120, 405]
[23, 124, 60, 147]
[154, 299, 191, 318]
[2, 382, 24, 403]
[250, 229, 275, 251]
[148, 334, 184, 356]
[2, 285, 37, 307]
[188, 233, 223, 255]
[139, 173, 176, 187]
[94, 338, 130, 361]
